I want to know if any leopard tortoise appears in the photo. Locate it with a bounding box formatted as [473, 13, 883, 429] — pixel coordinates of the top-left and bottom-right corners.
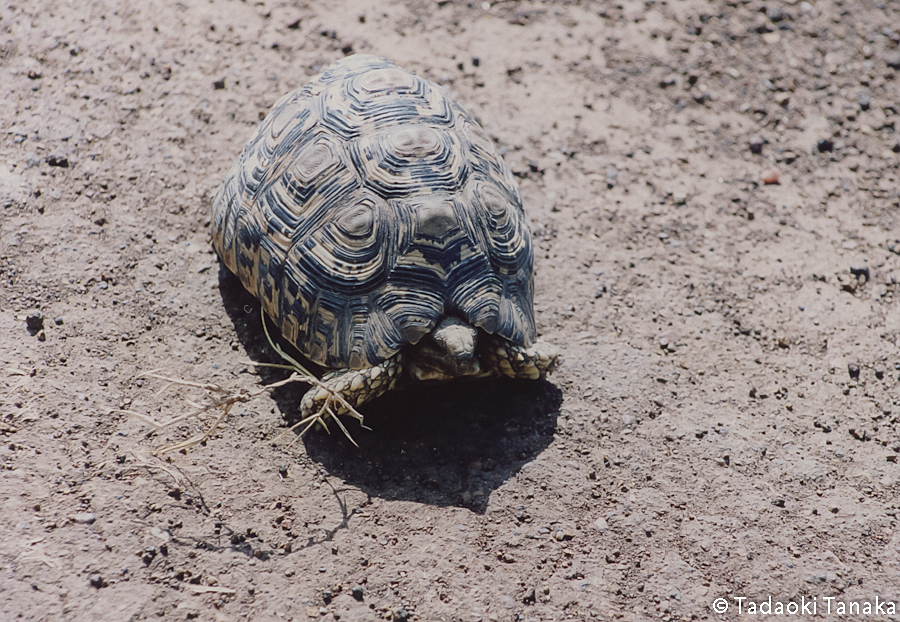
[212, 54, 557, 425]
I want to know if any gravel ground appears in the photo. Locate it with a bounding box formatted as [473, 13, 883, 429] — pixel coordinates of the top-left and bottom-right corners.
[2, 1, 900, 621]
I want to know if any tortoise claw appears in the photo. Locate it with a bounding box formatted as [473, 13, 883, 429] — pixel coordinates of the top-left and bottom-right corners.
[483, 339, 559, 380]
[299, 353, 405, 421]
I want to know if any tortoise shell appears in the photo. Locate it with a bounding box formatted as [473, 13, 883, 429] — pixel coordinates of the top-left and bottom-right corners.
[212, 55, 535, 370]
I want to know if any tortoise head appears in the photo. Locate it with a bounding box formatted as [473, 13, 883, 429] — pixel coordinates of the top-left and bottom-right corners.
[405, 316, 483, 381]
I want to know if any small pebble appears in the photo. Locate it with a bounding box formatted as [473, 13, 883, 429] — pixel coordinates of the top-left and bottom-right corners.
[850, 265, 870, 282]
[749, 134, 765, 154]
[761, 168, 780, 184]
[886, 52, 900, 70]
[659, 74, 678, 88]
[26, 312, 44, 333]
[858, 89, 871, 111]
[766, 7, 785, 22]
[848, 362, 860, 380]
[606, 167, 618, 188]
[69, 512, 96, 524]
[817, 138, 835, 153]
[522, 587, 536, 604]
[142, 546, 157, 564]
[351, 585, 364, 600]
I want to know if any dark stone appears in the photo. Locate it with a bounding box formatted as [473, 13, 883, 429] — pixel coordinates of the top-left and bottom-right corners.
[767, 7, 786, 22]
[850, 265, 870, 282]
[848, 362, 860, 380]
[749, 134, 765, 154]
[886, 52, 900, 70]
[351, 585, 364, 601]
[26, 313, 44, 334]
[142, 546, 157, 565]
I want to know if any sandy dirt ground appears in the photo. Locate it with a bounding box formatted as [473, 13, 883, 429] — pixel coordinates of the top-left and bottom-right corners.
[3, 0, 900, 620]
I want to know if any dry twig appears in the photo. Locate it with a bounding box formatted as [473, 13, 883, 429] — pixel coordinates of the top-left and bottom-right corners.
[116, 309, 366, 454]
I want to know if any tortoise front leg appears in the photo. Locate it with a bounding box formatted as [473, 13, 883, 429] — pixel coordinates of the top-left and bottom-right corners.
[299, 352, 405, 421]
[482, 338, 559, 380]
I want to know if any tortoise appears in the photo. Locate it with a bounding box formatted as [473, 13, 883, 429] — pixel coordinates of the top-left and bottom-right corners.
[211, 54, 557, 426]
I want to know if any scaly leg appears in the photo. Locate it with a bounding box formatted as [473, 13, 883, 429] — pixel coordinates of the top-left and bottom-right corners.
[482, 338, 559, 380]
[299, 352, 405, 421]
